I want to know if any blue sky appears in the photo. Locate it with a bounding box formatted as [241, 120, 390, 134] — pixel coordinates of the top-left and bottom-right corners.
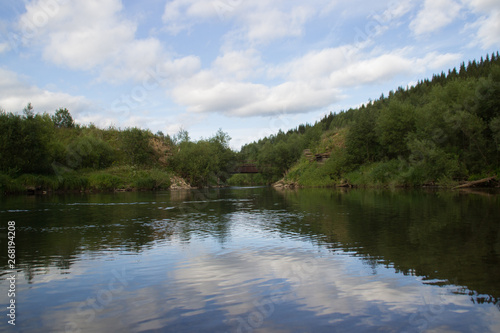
[1, 0, 499, 149]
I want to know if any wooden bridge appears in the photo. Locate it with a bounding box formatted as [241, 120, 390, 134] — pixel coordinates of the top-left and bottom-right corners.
[231, 163, 260, 174]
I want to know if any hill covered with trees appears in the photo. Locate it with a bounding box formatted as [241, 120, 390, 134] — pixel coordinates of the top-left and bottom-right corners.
[238, 52, 500, 187]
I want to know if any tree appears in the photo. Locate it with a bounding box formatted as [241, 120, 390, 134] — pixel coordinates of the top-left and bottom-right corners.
[121, 128, 155, 166]
[375, 100, 415, 158]
[66, 136, 115, 170]
[0, 108, 55, 174]
[52, 108, 75, 128]
[23, 103, 34, 118]
[346, 105, 380, 164]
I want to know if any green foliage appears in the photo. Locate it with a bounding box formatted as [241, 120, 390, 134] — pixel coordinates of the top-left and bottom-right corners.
[345, 105, 380, 164]
[402, 136, 461, 185]
[52, 108, 75, 128]
[0, 174, 24, 193]
[0, 105, 55, 175]
[490, 116, 500, 151]
[169, 129, 235, 187]
[375, 100, 415, 158]
[58, 173, 89, 191]
[17, 174, 59, 191]
[133, 169, 172, 190]
[120, 127, 155, 166]
[88, 173, 121, 191]
[238, 53, 500, 187]
[227, 173, 267, 186]
[295, 162, 336, 187]
[66, 136, 115, 170]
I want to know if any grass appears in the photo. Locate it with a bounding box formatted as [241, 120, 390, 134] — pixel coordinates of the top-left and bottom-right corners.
[0, 166, 173, 194]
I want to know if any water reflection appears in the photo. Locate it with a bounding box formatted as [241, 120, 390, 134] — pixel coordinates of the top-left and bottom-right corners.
[0, 187, 499, 332]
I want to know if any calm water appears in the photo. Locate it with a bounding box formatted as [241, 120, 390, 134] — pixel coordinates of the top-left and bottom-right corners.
[1, 187, 500, 332]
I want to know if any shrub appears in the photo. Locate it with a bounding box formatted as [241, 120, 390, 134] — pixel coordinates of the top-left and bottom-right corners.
[133, 169, 171, 190]
[0, 174, 24, 193]
[66, 136, 115, 170]
[59, 174, 89, 191]
[88, 173, 121, 191]
[17, 174, 59, 190]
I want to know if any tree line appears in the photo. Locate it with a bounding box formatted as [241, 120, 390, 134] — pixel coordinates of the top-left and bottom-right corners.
[239, 52, 500, 186]
[0, 104, 236, 192]
[2, 52, 499, 192]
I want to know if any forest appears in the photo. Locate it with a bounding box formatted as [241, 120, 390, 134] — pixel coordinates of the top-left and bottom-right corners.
[1, 52, 499, 193]
[239, 52, 500, 187]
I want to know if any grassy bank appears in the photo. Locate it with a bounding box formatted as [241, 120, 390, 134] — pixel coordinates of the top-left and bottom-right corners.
[0, 166, 175, 194]
[280, 154, 498, 189]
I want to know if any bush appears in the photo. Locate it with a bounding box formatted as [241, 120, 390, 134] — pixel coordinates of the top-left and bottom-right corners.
[148, 169, 172, 189]
[17, 174, 58, 190]
[59, 174, 89, 191]
[66, 136, 115, 170]
[88, 173, 121, 191]
[0, 174, 24, 193]
[120, 128, 155, 166]
[132, 169, 172, 190]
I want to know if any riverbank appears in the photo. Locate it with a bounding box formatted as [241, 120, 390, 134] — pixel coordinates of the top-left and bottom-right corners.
[273, 169, 499, 190]
[0, 166, 193, 195]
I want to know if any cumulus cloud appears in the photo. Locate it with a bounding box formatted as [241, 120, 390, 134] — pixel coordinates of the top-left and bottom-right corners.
[17, 0, 197, 83]
[410, 0, 463, 35]
[0, 68, 89, 115]
[170, 45, 461, 117]
[464, 0, 500, 48]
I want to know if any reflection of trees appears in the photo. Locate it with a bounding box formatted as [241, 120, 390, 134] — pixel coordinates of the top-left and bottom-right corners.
[2, 187, 499, 307]
[0, 190, 240, 280]
[275, 188, 500, 307]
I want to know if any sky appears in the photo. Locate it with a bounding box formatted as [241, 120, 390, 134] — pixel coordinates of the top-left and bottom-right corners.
[0, 0, 499, 150]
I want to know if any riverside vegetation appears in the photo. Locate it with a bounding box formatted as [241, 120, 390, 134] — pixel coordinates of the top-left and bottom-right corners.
[240, 52, 500, 188]
[1, 53, 500, 193]
[0, 105, 236, 193]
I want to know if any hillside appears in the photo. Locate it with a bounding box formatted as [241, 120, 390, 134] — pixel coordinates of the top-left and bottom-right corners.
[238, 52, 500, 188]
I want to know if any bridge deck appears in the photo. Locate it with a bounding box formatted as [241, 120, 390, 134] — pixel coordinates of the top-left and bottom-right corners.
[232, 163, 259, 174]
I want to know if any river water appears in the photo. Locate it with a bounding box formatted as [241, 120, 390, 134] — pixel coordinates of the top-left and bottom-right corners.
[1, 187, 499, 332]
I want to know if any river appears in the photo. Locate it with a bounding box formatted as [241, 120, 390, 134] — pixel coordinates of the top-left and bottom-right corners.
[1, 187, 499, 332]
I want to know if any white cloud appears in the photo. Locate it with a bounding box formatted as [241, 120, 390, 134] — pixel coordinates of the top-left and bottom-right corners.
[212, 49, 263, 80]
[0, 68, 90, 115]
[17, 0, 198, 84]
[243, 6, 314, 44]
[464, 0, 500, 48]
[170, 44, 461, 117]
[410, 0, 463, 35]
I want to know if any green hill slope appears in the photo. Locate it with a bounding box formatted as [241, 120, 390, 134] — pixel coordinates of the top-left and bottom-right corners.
[239, 52, 500, 188]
